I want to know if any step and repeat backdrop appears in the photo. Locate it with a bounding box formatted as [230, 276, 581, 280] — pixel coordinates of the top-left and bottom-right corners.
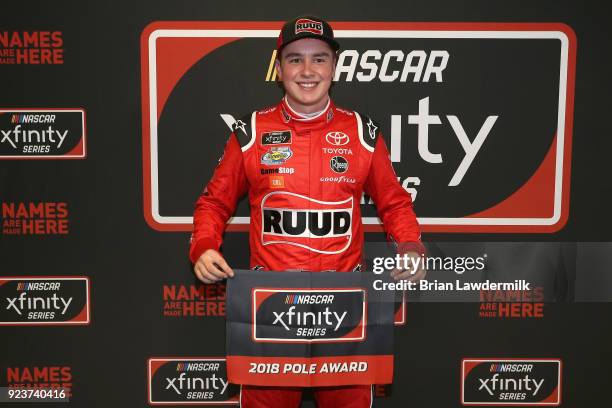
[1, 1, 612, 407]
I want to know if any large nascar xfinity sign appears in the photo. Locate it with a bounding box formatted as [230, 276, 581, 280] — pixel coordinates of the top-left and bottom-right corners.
[141, 22, 576, 233]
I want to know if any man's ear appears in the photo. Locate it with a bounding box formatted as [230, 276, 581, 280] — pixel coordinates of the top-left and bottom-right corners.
[274, 58, 282, 81]
[332, 51, 338, 77]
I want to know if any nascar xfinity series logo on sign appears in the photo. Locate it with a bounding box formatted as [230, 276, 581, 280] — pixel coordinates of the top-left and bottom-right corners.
[261, 192, 352, 254]
[0, 109, 86, 159]
[461, 358, 562, 406]
[0, 277, 90, 325]
[252, 288, 366, 343]
[148, 358, 239, 405]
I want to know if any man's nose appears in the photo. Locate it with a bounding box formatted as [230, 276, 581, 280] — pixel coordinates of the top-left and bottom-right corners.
[301, 60, 315, 76]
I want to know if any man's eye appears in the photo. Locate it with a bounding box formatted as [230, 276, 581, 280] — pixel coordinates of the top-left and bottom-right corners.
[289, 58, 300, 63]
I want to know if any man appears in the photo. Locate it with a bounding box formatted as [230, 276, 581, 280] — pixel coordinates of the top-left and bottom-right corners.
[190, 15, 425, 408]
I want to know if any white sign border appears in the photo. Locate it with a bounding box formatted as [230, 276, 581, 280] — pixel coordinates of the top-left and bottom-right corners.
[146, 29, 569, 227]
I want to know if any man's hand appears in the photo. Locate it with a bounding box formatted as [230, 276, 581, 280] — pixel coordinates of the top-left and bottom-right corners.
[390, 251, 427, 282]
[193, 249, 234, 283]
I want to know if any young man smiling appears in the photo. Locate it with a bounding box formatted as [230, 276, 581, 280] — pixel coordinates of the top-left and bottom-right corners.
[276, 36, 335, 114]
[190, 15, 425, 407]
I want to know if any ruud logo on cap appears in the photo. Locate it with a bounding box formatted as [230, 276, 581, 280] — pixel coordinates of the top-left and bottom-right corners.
[295, 19, 323, 35]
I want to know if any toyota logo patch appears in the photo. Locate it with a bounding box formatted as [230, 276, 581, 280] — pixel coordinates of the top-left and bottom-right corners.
[325, 131, 350, 146]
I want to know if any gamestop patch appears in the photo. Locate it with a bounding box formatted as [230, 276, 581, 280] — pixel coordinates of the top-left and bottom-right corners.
[0, 109, 86, 158]
[261, 192, 352, 254]
[0, 277, 90, 325]
[253, 289, 366, 342]
[148, 358, 239, 405]
[461, 359, 561, 405]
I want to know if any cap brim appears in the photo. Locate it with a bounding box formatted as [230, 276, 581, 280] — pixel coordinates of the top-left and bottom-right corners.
[278, 34, 340, 52]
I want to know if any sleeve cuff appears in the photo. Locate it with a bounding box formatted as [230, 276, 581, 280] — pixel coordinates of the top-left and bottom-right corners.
[189, 238, 220, 264]
[397, 241, 427, 257]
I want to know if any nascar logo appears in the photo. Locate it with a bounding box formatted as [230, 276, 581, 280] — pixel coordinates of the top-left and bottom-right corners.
[285, 294, 335, 305]
[10, 114, 56, 124]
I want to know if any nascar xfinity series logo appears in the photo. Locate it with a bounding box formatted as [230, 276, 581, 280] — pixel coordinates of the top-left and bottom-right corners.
[252, 288, 366, 343]
[148, 358, 239, 405]
[461, 359, 562, 405]
[0, 109, 86, 158]
[261, 130, 291, 145]
[0, 277, 90, 325]
[261, 192, 352, 254]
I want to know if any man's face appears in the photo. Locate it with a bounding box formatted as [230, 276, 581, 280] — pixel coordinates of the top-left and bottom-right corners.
[275, 38, 336, 114]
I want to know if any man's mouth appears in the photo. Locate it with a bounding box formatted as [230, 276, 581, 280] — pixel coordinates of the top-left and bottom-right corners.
[297, 82, 318, 89]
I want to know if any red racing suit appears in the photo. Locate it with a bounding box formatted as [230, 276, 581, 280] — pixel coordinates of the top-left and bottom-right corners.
[190, 98, 423, 407]
[189, 98, 423, 269]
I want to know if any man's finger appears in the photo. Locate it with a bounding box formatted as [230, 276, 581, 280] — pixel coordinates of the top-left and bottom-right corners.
[203, 259, 229, 279]
[196, 263, 221, 283]
[195, 265, 216, 283]
[214, 257, 234, 278]
[194, 266, 215, 284]
[390, 268, 413, 279]
[393, 268, 426, 281]
[207, 253, 233, 277]
[405, 269, 427, 282]
[393, 271, 412, 281]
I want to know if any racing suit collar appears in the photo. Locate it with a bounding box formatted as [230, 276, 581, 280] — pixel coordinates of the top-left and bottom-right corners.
[279, 96, 335, 126]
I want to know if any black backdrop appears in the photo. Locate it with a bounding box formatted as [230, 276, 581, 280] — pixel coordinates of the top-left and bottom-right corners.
[1, 1, 611, 407]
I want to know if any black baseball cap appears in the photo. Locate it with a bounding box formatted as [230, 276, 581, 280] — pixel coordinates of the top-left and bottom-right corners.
[277, 15, 340, 53]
